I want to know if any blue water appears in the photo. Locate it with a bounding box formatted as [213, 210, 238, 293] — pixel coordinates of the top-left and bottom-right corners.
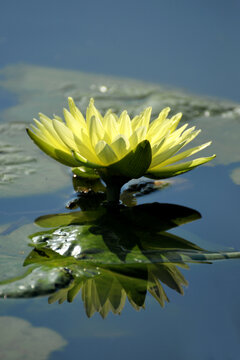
[1, 163, 240, 360]
[1, 1, 240, 360]
[1, 0, 240, 102]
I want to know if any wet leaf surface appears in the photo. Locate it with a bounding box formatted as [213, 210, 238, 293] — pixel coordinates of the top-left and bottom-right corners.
[1, 203, 240, 317]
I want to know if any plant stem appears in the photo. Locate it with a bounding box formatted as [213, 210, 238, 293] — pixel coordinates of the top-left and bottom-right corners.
[106, 183, 122, 203]
[97, 169, 129, 204]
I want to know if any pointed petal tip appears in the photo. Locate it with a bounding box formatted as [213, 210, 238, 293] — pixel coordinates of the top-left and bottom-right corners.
[204, 140, 212, 147]
[63, 107, 68, 116]
[26, 127, 36, 139]
[68, 97, 74, 107]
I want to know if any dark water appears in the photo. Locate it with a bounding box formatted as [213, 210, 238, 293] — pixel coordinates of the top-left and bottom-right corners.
[0, 1, 240, 360]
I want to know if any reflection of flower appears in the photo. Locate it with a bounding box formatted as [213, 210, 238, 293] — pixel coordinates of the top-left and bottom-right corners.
[2, 202, 240, 317]
[27, 98, 215, 201]
[47, 263, 189, 318]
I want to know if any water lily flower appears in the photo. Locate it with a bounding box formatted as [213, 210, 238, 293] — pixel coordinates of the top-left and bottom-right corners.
[27, 98, 215, 202]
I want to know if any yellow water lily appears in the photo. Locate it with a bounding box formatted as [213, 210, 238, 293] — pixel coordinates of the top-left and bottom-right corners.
[27, 97, 215, 201]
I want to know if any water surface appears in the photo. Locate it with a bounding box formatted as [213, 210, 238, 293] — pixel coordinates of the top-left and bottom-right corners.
[0, 64, 240, 360]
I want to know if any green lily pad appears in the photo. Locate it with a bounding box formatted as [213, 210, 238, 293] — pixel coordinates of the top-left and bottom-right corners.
[1, 203, 240, 318]
[1, 64, 239, 123]
[230, 167, 240, 185]
[0, 316, 67, 360]
[0, 123, 70, 197]
[0, 267, 73, 298]
[0, 223, 36, 281]
[190, 115, 240, 166]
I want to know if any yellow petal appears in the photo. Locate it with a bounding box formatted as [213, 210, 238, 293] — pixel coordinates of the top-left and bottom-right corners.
[180, 129, 201, 145]
[33, 119, 48, 136]
[72, 150, 102, 168]
[34, 119, 58, 146]
[164, 124, 189, 143]
[26, 128, 80, 167]
[63, 108, 82, 134]
[147, 117, 177, 145]
[102, 113, 119, 141]
[38, 117, 68, 151]
[53, 115, 63, 122]
[147, 155, 216, 179]
[129, 126, 147, 148]
[151, 136, 167, 156]
[38, 112, 52, 122]
[158, 124, 188, 150]
[158, 142, 212, 168]
[103, 108, 113, 118]
[30, 124, 48, 143]
[68, 97, 86, 128]
[88, 115, 105, 148]
[150, 142, 186, 169]
[169, 113, 183, 133]
[135, 107, 152, 130]
[86, 98, 103, 124]
[148, 107, 171, 132]
[110, 135, 130, 159]
[118, 111, 132, 137]
[78, 128, 93, 149]
[52, 119, 78, 151]
[95, 141, 118, 165]
[73, 134, 103, 165]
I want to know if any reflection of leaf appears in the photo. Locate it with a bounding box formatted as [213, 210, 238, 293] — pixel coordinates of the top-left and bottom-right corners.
[1, 202, 240, 317]
[35, 203, 201, 231]
[35, 210, 104, 228]
[113, 203, 202, 232]
[139, 231, 202, 251]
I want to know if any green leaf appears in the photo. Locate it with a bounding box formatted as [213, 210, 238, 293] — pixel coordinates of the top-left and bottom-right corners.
[0, 267, 73, 298]
[107, 140, 152, 178]
[72, 166, 100, 179]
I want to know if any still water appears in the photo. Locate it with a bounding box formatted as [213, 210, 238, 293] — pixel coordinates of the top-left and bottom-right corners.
[1, 2, 240, 360]
[0, 65, 239, 360]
